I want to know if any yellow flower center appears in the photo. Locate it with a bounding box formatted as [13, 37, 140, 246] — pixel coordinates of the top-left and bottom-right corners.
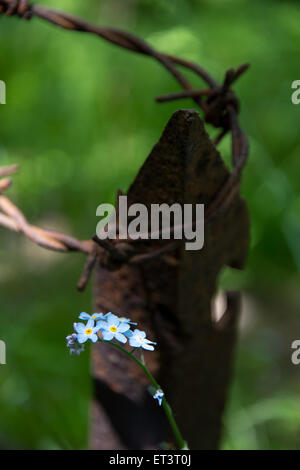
[110, 326, 117, 333]
[91, 315, 98, 319]
[85, 329, 93, 335]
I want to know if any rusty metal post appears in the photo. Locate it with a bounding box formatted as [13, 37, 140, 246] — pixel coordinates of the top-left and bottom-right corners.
[90, 109, 249, 450]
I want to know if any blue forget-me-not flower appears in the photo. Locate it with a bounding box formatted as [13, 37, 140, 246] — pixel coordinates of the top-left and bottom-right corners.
[74, 319, 100, 343]
[118, 316, 137, 325]
[79, 312, 106, 321]
[127, 329, 156, 351]
[153, 389, 164, 406]
[97, 313, 130, 344]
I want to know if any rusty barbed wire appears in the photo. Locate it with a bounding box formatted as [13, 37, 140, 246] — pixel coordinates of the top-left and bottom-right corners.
[0, 182, 92, 254]
[0, 0, 250, 290]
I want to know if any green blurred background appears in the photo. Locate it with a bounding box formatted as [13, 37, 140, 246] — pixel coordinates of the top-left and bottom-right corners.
[0, 0, 300, 450]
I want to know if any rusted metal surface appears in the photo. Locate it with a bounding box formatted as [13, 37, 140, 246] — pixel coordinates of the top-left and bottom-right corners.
[91, 110, 249, 449]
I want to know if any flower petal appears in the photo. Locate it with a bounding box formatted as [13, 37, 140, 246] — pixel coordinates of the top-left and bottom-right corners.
[102, 331, 114, 341]
[133, 329, 146, 338]
[106, 313, 120, 327]
[77, 334, 88, 344]
[118, 323, 130, 333]
[90, 313, 102, 320]
[115, 332, 127, 344]
[79, 312, 90, 320]
[74, 323, 86, 333]
[119, 317, 130, 322]
[86, 319, 95, 329]
[90, 333, 99, 343]
[142, 343, 155, 351]
[129, 337, 142, 348]
[96, 320, 108, 331]
[144, 339, 157, 345]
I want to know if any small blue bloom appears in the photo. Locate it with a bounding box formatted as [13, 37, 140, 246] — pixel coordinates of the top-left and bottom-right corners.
[97, 313, 130, 344]
[153, 389, 164, 406]
[66, 333, 85, 355]
[74, 319, 100, 344]
[78, 312, 105, 321]
[128, 329, 156, 351]
[118, 316, 137, 325]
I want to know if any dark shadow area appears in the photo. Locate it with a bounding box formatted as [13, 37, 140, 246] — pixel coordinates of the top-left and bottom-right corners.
[93, 377, 168, 449]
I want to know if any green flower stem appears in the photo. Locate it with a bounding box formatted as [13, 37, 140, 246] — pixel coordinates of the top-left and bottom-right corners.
[100, 339, 188, 450]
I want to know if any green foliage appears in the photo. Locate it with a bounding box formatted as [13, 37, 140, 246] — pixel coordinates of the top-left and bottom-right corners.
[0, 0, 299, 449]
